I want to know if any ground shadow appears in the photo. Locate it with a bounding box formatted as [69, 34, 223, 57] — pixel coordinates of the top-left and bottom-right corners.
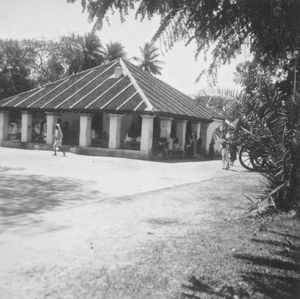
[149, 156, 221, 164]
[234, 233, 300, 299]
[251, 237, 300, 251]
[0, 166, 25, 172]
[180, 228, 300, 299]
[240, 271, 300, 299]
[233, 253, 299, 272]
[226, 168, 248, 172]
[0, 167, 106, 229]
[265, 229, 300, 241]
[180, 276, 250, 299]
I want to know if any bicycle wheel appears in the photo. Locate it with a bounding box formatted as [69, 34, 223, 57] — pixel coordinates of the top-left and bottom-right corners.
[239, 145, 255, 170]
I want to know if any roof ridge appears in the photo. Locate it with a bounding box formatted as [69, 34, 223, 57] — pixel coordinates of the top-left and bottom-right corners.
[124, 59, 193, 99]
[120, 59, 154, 112]
[124, 61, 214, 119]
[125, 59, 223, 119]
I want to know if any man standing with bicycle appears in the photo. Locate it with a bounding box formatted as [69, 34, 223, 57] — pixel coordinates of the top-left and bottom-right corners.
[220, 133, 230, 170]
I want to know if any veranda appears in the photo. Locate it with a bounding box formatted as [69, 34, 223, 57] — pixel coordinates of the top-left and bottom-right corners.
[0, 59, 222, 159]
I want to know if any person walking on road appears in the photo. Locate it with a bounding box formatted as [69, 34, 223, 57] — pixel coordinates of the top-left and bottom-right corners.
[53, 124, 65, 156]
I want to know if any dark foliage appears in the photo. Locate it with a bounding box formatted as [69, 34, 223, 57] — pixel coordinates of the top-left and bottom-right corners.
[60, 32, 105, 74]
[0, 34, 127, 99]
[0, 40, 34, 99]
[232, 55, 300, 211]
[103, 41, 126, 62]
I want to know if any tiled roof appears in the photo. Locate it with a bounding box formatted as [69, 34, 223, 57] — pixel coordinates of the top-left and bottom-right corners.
[0, 59, 222, 121]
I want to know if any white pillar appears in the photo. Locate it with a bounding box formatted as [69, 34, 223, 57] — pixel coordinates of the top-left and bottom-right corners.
[79, 113, 92, 147]
[21, 111, 33, 142]
[200, 123, 209, 154]
[176, 120, 187, 151]
[159, 117, 173, 138]
[108, 114, 123, 149]
[140, 115, 154, 152]
[46, 112, 58, 145]
[191, 122, 201, 140]
[0, 110, 9, 145]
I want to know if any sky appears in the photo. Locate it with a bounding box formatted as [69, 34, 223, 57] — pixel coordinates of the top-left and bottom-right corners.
[0, 0, 251, 95]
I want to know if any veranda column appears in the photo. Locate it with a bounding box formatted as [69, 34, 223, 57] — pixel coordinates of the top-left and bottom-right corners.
[79, 113, 92, 147]
[46, 112, 58, 145]
[140, 115, 154, 153]
[108, 114, 123, 149]
[0, 110, 9, 146]
[159, 116, 173, 138]
[176, 120, 187, 151]
[21, 111, 33, 142]
[200, 123, 209, 154]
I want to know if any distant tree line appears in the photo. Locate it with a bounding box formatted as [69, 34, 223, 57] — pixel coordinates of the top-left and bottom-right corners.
[0, 33, 163, 100]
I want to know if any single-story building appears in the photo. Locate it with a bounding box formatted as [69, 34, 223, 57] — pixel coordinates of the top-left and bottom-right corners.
[0, 59, 223, 159]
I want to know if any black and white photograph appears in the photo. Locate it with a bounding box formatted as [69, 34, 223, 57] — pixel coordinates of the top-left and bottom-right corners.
[0, 0, 299, 298]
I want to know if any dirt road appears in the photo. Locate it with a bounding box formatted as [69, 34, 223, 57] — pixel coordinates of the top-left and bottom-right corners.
[0, 148, 298, 299]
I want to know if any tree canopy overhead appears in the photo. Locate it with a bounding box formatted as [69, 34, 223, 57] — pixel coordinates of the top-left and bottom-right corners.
[67, 0, 300, 69]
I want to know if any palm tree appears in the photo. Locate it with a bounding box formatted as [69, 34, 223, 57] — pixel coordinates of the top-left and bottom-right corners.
[102, 41, 126, 62]
[195, 87, 244, 120]
[133, 42, 164, 75]
[60, 33, 104, 74]
[80, 33, 104, 69]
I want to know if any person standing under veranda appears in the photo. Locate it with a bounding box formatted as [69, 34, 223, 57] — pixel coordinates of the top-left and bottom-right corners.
[53, 124, 65, 156]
